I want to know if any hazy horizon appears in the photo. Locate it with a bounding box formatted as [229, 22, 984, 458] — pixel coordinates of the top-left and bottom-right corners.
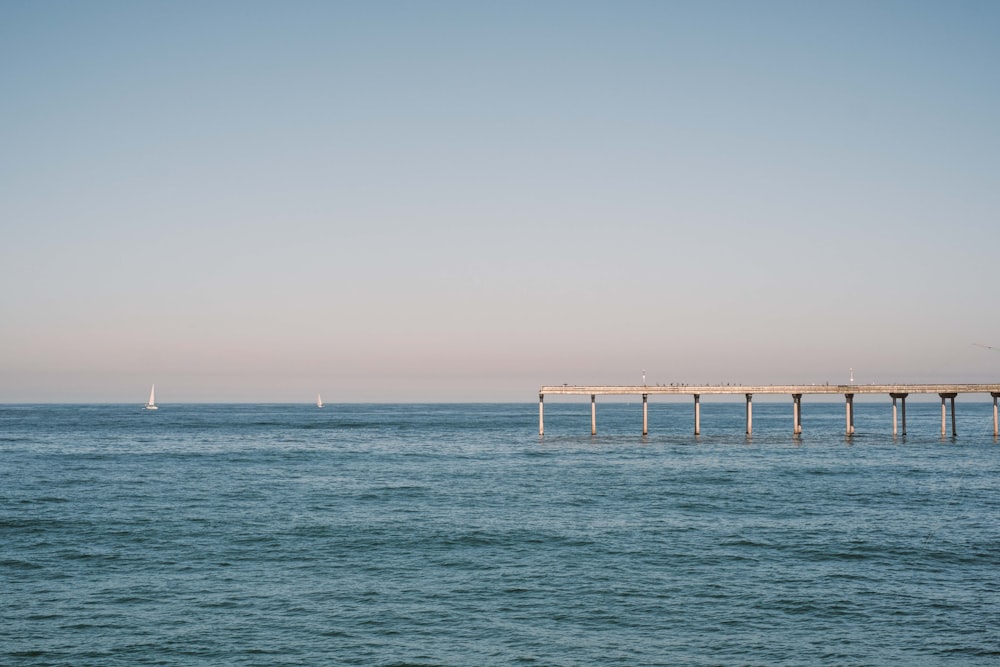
[3, 1, 999, 403]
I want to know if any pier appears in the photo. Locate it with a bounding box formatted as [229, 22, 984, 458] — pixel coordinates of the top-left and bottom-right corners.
[538, 384, 1000, 437]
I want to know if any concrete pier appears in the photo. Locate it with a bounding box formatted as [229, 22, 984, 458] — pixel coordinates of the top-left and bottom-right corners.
[538, 384, 1000, 436]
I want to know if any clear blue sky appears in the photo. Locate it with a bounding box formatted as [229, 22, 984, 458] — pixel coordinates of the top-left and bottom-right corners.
[2, 1, 999, 402]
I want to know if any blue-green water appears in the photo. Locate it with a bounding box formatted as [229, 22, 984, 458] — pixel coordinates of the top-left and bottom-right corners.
[2, 402, 999, 665]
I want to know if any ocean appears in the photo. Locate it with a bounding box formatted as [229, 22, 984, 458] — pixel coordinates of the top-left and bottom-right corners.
[2, 401, 999, 666]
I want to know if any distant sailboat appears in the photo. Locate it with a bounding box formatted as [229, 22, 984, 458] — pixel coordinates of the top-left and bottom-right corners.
[145, 384, 158, 410]
[317, 393, 324, 409]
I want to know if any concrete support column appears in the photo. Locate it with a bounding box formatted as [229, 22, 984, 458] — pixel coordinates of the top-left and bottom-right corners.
[951, 395, 957, 437]
[591, 394, 596, 436]
[792, 394, 802, 435]
[845, 394, 855, 436]
[902, 395, 907, 436]
[940, 395, 946, 436]
[892, 395, 898, 437]
[939, 393, 957, 437]
[890, 393, 908, 438]
[642, 393, 648, 436]
[745, 394, 753, 435]
[539, 394, 544, 436]
[992, 393, 999, 437]
[938, 393, 958, 437]
[694, 394, 701, 436]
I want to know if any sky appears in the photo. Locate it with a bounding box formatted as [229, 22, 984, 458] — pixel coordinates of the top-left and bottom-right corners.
[2, 1, 999, 402]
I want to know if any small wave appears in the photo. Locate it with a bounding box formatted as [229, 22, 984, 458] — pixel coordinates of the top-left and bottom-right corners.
[18, 496, 69, 504]
[0, 558, 44, 570]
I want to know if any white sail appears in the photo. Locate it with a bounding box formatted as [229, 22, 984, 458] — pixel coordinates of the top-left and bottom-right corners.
[317, 393, 324, 409]
[145, 384, 158, 410]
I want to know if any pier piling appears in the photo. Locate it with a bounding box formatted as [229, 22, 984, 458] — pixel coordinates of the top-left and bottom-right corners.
[642, 393, 648, 436]
[694, 394, 701, 435]
[993, 393, 1000, 437]
[939, 393, 957, 437]
[591, 394, 596, 436]
[890, 393, 908, 437]
[539, 394, 544, 436]
[793, 394, 802, 435]
[845, 394, 855, 436]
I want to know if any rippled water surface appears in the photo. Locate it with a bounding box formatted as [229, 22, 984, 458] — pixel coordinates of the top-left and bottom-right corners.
[3, 402, 999, 665]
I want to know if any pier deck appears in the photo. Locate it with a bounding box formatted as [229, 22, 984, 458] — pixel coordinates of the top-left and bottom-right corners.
[538, 384, 1000, 437]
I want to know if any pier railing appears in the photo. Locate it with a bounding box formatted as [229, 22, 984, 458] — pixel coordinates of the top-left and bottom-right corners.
[537, 384, 1000, 437]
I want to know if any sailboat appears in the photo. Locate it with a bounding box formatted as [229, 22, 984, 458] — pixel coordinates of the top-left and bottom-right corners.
[145, 384, 158, 410]
[316, 393, 324, 409]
